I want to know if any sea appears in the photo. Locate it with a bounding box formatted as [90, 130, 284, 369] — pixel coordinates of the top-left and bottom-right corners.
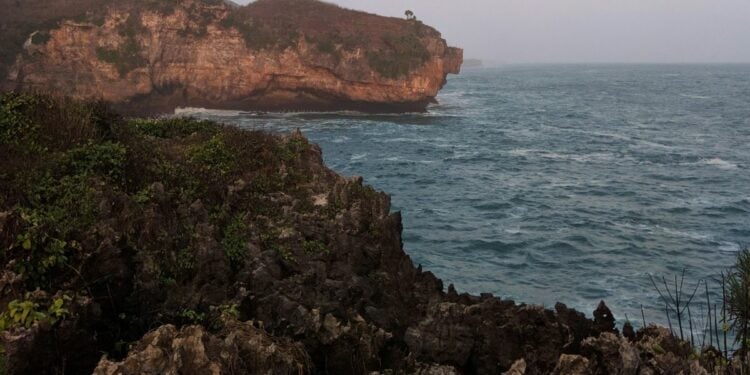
[180, 64, 750, 329]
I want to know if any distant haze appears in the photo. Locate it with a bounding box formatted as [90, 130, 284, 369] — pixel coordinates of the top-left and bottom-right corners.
[236, 0, 750, 64]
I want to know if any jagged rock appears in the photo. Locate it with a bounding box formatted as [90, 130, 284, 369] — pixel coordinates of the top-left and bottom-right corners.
[593, 301, 617, 334]
[552, 354, 591, 375]
[623, 321, 636, 342]
[93, 319, 310, 375]
[503, 359, 527, 375]
[0, 96, 716, 374]
[582, 332, 639, 375]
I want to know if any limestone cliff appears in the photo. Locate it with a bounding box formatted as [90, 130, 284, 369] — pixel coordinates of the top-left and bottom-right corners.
[1, 0, 463, 114]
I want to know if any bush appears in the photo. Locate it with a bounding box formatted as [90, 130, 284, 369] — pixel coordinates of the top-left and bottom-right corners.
[130, 117, 219, 138]
[190, 134, 237, 176]
[220, 12, 299, 51]
[0, 93, 42, 150]
[221, 215, 249, 270]
[63, 141, 127, 184]
[30, 32, 51, 45]
[726, 247, 750, 354]
[367, 33, 430, 79]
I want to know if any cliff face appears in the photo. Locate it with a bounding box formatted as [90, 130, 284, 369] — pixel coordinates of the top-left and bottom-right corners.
[1, 0, 463, 114]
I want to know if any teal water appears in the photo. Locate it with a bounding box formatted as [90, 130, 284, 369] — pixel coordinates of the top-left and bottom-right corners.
[184, 64, 750, 326]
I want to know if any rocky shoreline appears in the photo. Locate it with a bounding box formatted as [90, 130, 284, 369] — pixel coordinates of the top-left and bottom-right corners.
[0, 93, 718, 374]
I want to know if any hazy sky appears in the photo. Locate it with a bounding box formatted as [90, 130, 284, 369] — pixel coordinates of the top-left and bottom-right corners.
[236, 0, 750, 63]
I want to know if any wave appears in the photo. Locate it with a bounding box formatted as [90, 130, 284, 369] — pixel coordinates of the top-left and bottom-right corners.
[680, 94, 712, 100]
[701, 158, 738, 170]
[174, 107, 245, 117]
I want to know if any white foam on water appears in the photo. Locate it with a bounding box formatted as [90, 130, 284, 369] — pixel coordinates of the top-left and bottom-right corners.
[174, 107, 244, 117]
[719, 242, 742, 253]
[701, 158, 738, 170]
[679, 94, 712, 100]
[350, 153, 368, 161]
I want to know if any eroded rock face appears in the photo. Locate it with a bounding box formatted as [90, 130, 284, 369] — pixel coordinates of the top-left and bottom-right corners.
[2, 0, 463, 115]
[93, 318, 311, 375]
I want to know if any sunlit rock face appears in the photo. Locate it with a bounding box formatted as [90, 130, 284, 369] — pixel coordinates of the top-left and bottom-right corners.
[3, 0, 463, 115]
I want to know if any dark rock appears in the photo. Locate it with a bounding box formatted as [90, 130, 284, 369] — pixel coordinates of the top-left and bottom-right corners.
[593, 300, 617, 334]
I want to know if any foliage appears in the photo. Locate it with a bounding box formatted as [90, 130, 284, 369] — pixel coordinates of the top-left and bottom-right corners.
[277, 136, 308, 162]
[30, 32, 51, 45]
[190, 134, 238, 176]
[726, 247, 750, 353]
[178, 309, 206, 324]
[63, 141, 127, 184]
[0, 294, 70, 330]
[303, 240, 329, 255]
[130, 117, 219, 138]
[0, 93, 42, 150]
[274, 244, 294, 263]
[367, 33, 430, 79]
[221, 215, 249, 271]
[95, 12, 148, 76]
[220, 12, 299, 51]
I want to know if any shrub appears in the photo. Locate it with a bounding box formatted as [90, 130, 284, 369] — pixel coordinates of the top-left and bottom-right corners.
[0, 93, 42, 150]
[303, 240, 329, 255]
[221, 215, 249, 270]
[30, 32, 51, 45]
[130, 117, 219, 138]
[63, 141, 127, 184]
[190, 134, 237, 176]
[0, 294, 70, 330]
[726, 247, 750, 354]
[220, 13, 299, 51]
[367, 33, 430, 79]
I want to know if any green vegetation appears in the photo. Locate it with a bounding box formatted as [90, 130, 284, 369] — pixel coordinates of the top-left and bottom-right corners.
[190, 134, 238, 176]
[221, 215, 249, 270]
[727, 248, 750, 355]
[30, 32, 51, 46]
[367, 33, 430, 79]
[220, 12, 300, 51]
[0, 93, 357, 368]
[303, 240, 329, 255]
[0, 294, 70, 330]
[131, 117, 220, 138]
[94, 10, 150, 76]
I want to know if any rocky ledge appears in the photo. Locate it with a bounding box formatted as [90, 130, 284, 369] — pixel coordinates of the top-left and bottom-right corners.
[0, 0, 462, 115]
[0, 93, 717, 374]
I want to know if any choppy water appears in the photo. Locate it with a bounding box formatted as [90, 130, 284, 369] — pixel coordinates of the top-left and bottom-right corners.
[184, 64, 750, 326]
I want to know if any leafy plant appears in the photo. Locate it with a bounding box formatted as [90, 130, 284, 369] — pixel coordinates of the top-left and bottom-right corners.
[63, 141, 127, 184]
[0, 295, 70, 330]
[190, 134, 237, 176]
[303, 240, 329, 255]
[130, 117, 219, 139]
[221, 215, 249, 270]
[726, 247, 750, 355]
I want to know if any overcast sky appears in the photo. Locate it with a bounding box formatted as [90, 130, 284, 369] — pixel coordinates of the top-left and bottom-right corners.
[236, 0, 750, 63]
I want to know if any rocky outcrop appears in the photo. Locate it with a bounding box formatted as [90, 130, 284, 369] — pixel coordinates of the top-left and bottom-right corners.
[0, 94, 717, 374]
[1, 0, 462, 115]
[93, 318, 311, 374]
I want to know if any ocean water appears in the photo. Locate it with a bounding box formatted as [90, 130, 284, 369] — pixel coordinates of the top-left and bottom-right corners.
[183, 64, 750, 326]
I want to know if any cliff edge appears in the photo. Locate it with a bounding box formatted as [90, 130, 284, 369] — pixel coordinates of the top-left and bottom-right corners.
[0, 93, 714, 374]
[0, 0, 463, 114]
